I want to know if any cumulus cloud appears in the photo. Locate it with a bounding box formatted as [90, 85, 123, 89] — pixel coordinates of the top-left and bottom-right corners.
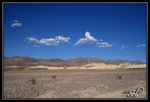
[96, 41, 113, 48]
[13, 20, 19, 22]
[38, 38, 59, 46]
[55, 36, 70, 43]
[120, 45, 128, 49]
[11, 20, 22, 27]
[136, 44, 146, 47]
[75, 31, 97, 46]
[26, 36, 70, 46]
[26, 37, 38, 43]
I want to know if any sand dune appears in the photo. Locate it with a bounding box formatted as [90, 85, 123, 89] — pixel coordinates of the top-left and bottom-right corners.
[4, 63, 146, 71]
[26, 63, 146, 70]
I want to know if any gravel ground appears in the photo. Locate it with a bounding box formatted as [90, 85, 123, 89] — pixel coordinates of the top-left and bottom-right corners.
[3, 69, 147, 99]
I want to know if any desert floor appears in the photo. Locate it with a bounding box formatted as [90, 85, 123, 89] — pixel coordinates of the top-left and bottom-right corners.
[3, 69, 147, 99]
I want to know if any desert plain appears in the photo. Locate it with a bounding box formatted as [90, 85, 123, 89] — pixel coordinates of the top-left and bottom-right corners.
[3, 67, 147, 99]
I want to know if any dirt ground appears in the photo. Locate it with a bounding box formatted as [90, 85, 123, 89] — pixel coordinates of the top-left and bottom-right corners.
[3, 69, 147, 99]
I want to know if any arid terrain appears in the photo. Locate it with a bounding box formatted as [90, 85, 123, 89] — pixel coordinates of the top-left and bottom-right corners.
[3, 69, 147, 99]
[3, 56, 147, 99]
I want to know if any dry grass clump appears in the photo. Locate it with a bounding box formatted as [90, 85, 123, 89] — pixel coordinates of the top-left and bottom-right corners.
[116, 75, 122, 80]
[51, 75, 56, 79]
[28, 77, 36, 85]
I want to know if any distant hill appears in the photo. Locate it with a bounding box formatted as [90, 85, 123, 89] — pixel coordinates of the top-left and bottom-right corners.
[106, 59, 145, 65]
[4, 56, 145, 67]
[66, 57, 106, 66]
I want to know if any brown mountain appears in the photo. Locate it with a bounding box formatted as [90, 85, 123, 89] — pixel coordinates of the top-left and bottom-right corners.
[4, 56, 145, 67]
[66, 57, 106, 66]
[106, 59, 145, 65]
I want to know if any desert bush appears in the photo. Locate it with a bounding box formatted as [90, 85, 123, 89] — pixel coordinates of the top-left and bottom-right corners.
[28, 77, 36, 85]
[51, 75, 56, 79]
[116, 75, 122, 80]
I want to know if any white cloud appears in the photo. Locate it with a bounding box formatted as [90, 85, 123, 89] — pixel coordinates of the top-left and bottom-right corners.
[96, 41, 113, 48]
[120, 45, 128, 49]
[11, 20, 22, 27]
[96, 39, 114, 48]
[136, 44, 146, 47]
[75, 31, 97, 46]
[55, 36, 70, 43]
[33, 45, 40, 47]
[26, 37, 39, 43]
[13, 20, 19, 22]
[26, 36, 70, 46]
[11, 23, 22, 27]
[38, 38, 59, 46]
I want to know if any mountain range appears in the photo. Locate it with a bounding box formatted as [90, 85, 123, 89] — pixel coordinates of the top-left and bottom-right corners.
[4, 56, 145, 67]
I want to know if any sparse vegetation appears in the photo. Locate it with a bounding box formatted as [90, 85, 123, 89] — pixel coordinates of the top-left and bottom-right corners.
[4, 69, 146, 98]
[29, 77, 36, 85]
[52, 75, 56, 79]
[116, 75, 122, 80]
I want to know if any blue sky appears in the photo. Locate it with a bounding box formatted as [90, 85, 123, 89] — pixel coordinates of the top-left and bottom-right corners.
[4, 3, 147, 62]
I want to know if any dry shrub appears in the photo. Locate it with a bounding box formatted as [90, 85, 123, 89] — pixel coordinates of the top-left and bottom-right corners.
[116, 75, 122, 80]
[51, 75, 56, 79]
[28, 77, 36, 85]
